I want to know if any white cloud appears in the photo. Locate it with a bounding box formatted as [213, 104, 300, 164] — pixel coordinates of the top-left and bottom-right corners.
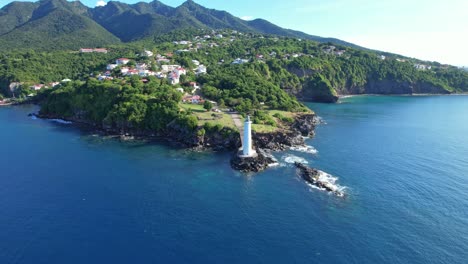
[96, 1, 107, 7]
[240, 16, 253, 21]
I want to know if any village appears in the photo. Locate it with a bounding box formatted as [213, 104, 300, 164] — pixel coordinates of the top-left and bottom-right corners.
[17, 29, 447, 106]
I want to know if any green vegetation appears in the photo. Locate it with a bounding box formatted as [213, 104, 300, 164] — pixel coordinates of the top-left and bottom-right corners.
[0, 0, 357, 52]
[40, 78, 193, 133]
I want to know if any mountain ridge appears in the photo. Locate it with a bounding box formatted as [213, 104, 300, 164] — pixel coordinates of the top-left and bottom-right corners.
[0, 0, 363, 50]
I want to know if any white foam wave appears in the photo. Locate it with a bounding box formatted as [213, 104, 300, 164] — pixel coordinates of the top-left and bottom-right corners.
[283, 154, 309, 164]
[290, 145, 318, 155]
[316, 116, 327, 125]
[50, 119, 72, 124]
[310, 170, 346, 197]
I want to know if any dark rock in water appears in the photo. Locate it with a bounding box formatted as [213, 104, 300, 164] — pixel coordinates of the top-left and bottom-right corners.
[230, 150, 276, 172]
[294, 162, 344, 197]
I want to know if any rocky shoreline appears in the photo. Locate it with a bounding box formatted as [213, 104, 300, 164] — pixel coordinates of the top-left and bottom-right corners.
[230, 113, 321, 172]
[294, 162, 345, 197]
[32, 110, 321, 173]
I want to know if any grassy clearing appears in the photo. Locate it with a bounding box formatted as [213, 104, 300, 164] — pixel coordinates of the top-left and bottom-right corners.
[180, 103, 236, 129]
[252, 124, 279, 133]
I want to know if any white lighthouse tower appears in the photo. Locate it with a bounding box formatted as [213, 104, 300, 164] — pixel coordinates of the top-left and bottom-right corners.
[241, 115, 256, 157]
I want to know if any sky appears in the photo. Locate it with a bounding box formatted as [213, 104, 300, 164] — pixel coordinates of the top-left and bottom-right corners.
[1, 0, 467, 66]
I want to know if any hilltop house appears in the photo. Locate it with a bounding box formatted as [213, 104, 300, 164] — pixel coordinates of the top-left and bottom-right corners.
[232, 58, 249, 64]
[107, 64, 118, 70]
[183, 95, 202, 104]
[195, 65, 207, 75]
[116, 58, 130, 65]
[30, 84, 44, 91]
[169, 72, 180, 85]
[80, 48, 93, 53]
[93, 48, 108, 53]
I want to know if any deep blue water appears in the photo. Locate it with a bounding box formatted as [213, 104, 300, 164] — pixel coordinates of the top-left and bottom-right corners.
[1, 96, 467, 264]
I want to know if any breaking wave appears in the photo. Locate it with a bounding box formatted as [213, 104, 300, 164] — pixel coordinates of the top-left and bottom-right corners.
[307, 170, 346, 197]
[290, 145, 318, 155]
[282, 154, 309, 164]
[50, 119, 72, 124]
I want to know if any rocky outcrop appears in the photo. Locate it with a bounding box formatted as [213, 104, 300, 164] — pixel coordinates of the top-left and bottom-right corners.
[252, 113, 319, 151]
[230, 150, 276, 172]
[295, 162, 344, 197]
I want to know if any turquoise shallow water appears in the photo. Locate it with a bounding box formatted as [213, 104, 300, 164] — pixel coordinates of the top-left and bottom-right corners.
[0, 96, 467, 264]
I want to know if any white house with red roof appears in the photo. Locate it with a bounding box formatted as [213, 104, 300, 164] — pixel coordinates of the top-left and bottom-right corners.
[174, 67, 186, 76]
[169, 72, 180, 85]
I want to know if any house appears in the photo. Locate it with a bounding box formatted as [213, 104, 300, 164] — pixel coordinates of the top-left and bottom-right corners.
[270, 51, 277, 57]
[183, 95, 202, 104]
[204, 35, 211, 39]
[192, 60, 200, 66]
[215, 34, 223, 38]
[80, 48, 93, 53]
[414, 64, 429, 70]
[30, 84, 44, 91]
[61, 79, 71, 83]
[195, 65, 207, 75]
[49, 82, 60, 88]
[157, 58, 171, 64]
[175, 88, 185, 93]
[116, 58, 130, 65]
[189, 82, 200, 89]
[179, 41, 189, 45]
[93, 48, 108, 53]
[169, 72, 180, 85]
[232, 58, 249, 64]
[143, 50, 153, 57]
[120, 67, 129, 75]
[380, 55, 386, 60]
[107, 64, 118, 70]
[334, 50, 345, 56]
[136, 63, 147, 70]
[161, 65, 180, 73]
[175, 67, 186, 76]
[139, 70, 149, 77]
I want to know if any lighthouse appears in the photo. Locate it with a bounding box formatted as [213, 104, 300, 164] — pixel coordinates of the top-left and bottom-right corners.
[242, 115, 256, 157]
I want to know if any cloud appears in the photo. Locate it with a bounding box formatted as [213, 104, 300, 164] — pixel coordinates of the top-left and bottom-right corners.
[96, 1, 107, 7]
[240, 16, 253, 21]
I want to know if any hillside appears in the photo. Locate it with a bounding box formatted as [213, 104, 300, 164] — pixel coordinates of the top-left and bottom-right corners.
[0, 0, 360, 51]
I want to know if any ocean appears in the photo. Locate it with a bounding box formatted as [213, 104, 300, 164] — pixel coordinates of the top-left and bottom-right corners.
[0, 95, 467, 263]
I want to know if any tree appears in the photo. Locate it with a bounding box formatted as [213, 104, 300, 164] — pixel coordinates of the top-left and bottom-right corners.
[203, 100, 213, 111]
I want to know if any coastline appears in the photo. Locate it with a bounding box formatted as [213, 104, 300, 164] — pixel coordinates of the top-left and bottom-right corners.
[31, 110, 319, 155]
[338, 92, 468, 99]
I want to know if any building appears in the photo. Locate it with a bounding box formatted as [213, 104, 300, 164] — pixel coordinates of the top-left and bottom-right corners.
[79, 48, 93, 53]
[116, 58, 130, 65]
[241, 116, 256, 157]
[143, 50, 153, 57]
[195, 65, 207, 75]
[107, 64, 118, 70]
[169, 72, 180, 85]
[93, 48, 108, 53]
[232, 58, 249, 64]
[30, 84, 44, 91]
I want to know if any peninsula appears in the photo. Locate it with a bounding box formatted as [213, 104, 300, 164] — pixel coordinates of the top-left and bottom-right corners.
[1, 0, 467, 176]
